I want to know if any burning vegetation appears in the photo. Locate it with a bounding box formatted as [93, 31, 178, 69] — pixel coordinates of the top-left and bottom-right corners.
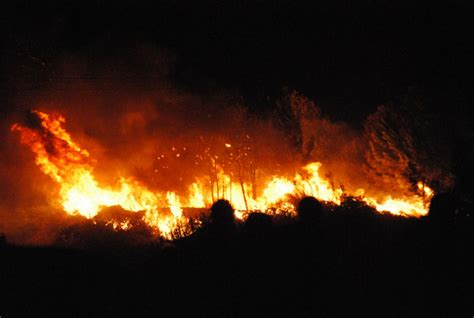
[9, 101, 435, 241]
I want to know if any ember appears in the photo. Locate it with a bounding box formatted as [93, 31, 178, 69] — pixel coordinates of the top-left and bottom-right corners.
[11, 109, 434, 239]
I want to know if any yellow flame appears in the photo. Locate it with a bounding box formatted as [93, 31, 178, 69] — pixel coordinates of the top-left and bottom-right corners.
[188, 182, 206, 207]
[12, 109, 435, 239]
[11, 110, 184, 238]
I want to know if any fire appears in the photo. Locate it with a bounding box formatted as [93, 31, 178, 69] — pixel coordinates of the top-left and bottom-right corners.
[11, 110, 185, 238]
[188, 182, 206, 207]
[11, 110, 434, 239]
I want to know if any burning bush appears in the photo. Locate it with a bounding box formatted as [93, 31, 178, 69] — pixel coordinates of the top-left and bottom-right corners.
[55, 206, 155, 250]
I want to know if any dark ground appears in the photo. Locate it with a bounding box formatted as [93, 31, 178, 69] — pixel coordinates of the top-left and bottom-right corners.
[1, 200, 473, 317]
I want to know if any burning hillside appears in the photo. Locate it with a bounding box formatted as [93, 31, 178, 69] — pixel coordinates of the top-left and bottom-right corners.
[9, 108, 434, 240]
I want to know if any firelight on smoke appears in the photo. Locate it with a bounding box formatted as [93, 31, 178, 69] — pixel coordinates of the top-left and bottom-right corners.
[11, 110, 434, 238]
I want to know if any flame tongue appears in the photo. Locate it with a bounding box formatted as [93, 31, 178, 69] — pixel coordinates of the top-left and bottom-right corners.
[12, 111, 90, 183]
[11, 110, 182, 237]
[11, 110, 434, 239]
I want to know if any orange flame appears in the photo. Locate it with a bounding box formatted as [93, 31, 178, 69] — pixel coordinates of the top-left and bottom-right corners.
[12, 110, 434, 238]
[11, 110, 185, 238]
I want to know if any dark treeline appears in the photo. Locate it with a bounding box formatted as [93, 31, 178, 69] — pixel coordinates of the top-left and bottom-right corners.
[1, 195, 472, 317]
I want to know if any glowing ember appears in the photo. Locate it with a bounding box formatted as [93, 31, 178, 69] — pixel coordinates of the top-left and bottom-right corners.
[11, 110, 434, 238]
[11, 110, 185, 238]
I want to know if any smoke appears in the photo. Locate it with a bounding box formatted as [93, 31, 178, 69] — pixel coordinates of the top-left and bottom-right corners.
[274, 91, 370, 195]
[0, 46, 454, 245]
[0, 48, 297, 244]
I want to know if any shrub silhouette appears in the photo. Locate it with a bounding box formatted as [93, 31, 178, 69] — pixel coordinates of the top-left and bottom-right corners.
[244, 212, 273, 240]
[297, 196, 323, 224]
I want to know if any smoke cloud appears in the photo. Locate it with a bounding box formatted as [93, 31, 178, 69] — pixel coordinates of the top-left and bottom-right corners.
[0, 47, 454, 244]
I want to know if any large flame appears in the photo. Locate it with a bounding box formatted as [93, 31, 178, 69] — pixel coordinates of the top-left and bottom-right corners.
[11, 110, 433, 238]
[11, 110, 182, 238]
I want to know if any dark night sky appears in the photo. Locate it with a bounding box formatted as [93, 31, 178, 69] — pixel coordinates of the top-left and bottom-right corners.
[1, 0, 473, 124]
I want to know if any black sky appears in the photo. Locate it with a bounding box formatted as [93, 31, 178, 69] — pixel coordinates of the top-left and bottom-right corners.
[1, 0, 473, 124]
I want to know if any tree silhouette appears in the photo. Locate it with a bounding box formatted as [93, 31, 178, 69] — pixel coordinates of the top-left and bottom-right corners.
[364, 94, 454, 193]
[274, 90, 321, 160]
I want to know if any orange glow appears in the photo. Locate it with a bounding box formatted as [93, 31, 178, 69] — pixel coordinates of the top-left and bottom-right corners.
[11, 110, 434, 238]
[11, 110, 186, 238]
